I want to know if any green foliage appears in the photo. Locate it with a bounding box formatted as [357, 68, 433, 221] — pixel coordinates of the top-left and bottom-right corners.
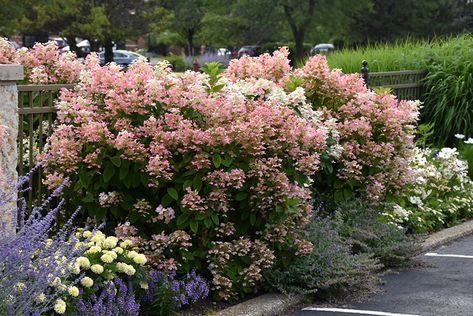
[161, 55, 188, 71]
[349, 0, 464, 43]
[459, 143, 473, 179]
[326, 39, 427, 73]
[334, 201, 420, 268]
[264, 215, 382, 297]
[416, 123, 435, 149]
[201, 0, 281, 47]
[151, 279, 179, 316]
[421, 35, 473, 145]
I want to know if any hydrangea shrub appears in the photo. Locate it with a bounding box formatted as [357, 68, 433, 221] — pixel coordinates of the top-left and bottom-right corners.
[0, 38, 83, 84]
[227, 51, 420, 201]
[43, 57, 334, 299]
[43, 48, 419, 299]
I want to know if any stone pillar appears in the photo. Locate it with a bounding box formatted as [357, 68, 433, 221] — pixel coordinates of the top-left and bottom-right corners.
[0, 64, 23, 234]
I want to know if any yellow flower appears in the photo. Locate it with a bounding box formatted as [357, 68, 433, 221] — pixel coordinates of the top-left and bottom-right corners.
[68, 263, 80, 274]
[80, 276, 94, 288]
[113, 247, 124, 254]
[54, 299, 66, 314]
[76, 257, 91, 270]
[50, 277, 62, 287]
[83, 230, 92, 238]
[91, 264, 104, 274]
[73, 242, 83, 251]
[133, 254, 147, 265]
[127, 251, 138, 259]
[45, 239, 53, 247]
[103, 250, 118, 260]
[14, 282, 26, 293]
[102, 236, 118, 249]
[86, 245, 101, 254]
[120, 240, 133, 248]
[36, 293, 46, 303]
[116, 262, 126, 272]
[91, 231, 106, 244]
[124, 265, 136, 276]
[100, 253, 114, 263]
[68, 286, 79, 297]
[140, 282, 149, 290]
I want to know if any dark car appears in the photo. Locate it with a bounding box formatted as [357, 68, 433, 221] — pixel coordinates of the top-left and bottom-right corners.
[310, 43, 335, 55]
[237, 45, 261, 58]
[98, 50, 147, 66]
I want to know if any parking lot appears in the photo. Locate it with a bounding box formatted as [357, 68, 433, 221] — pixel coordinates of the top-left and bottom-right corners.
[290, 235, 473, 316]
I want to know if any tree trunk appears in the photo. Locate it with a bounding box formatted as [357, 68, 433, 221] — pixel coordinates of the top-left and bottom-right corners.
[65, 36, 79, 57]
[104, 39, 114, 64]
[294, 31, 305, 62]
[89, 40, 99, 52]
[187, 29, 194, 56]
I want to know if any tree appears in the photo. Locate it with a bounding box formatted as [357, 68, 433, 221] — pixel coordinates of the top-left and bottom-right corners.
[161, 0, 205, 56]
[20, 0, 162, 62]
[0, 0, 27, 36]
[201, 0, 282, 48]
[350, 0, 466, 43]
[278, 0, 370, 61]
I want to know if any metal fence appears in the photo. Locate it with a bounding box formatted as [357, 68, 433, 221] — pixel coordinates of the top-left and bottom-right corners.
[361, 61, 427, 100]
[17, 84, 75, 210]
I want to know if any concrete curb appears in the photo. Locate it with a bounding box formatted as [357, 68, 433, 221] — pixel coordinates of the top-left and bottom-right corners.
[215, 293, 306, 316]
[421, 219, 473, 252]
[215, 219, 473, 316]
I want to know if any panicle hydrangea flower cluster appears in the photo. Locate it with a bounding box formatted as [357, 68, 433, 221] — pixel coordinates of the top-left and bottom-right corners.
[225, 47, 291, 85]
[293, 55, 420, 200]
[0, 38, 84, 84]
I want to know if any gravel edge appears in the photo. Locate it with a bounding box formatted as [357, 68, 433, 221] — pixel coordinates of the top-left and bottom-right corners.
[215, 219, 473, 316]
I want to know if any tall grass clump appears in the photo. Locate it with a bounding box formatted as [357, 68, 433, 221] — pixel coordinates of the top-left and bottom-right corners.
[421, 35, 473, 145]
[326, 39, 428, 73]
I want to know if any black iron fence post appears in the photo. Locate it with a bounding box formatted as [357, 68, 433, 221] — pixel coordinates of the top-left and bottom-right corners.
[361, 60, 369, 86]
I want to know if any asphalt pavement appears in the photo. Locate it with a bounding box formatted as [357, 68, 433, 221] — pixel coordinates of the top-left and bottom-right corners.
[290, 234, 473, 316]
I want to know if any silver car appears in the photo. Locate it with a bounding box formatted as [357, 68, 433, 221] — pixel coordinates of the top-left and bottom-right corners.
[98, 50, 147, 66]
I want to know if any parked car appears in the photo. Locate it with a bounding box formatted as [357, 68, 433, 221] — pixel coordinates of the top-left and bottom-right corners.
[217, 48, 231, 56]
[237, 45, 261, 58]
[7, 40, 21, 50]
[310, 43, 335, 55]
[98, 50, 148, 66]
[50, 37, 68, 49]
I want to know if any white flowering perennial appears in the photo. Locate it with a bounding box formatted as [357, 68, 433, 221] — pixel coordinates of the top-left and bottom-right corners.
[47, 230, 148, 314]
[384, 147, 473, 232]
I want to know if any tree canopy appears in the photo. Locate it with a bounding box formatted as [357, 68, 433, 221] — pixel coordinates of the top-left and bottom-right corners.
[1, 0, 472, 61]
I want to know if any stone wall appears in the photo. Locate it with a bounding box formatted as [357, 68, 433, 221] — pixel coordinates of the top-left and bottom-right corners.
[0, 64, 23, 234]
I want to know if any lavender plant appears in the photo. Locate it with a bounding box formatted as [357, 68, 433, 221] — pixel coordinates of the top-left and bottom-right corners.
[142, 270, 209, 316]
[0, 167, 86, 315]
[73, 278, 140, 316]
